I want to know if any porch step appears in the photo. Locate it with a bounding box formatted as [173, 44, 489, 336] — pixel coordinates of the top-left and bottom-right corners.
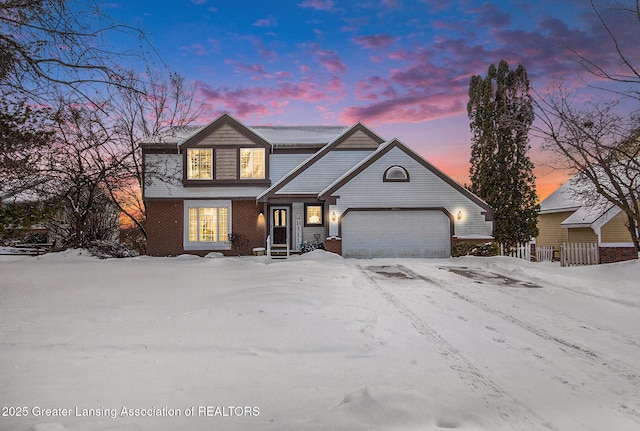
[269, 246, 301, 259]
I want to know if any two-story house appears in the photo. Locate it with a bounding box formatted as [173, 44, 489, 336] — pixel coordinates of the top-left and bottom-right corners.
[142, 113, 494, 257]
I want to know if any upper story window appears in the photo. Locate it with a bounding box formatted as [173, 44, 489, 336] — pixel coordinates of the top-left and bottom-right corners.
[187, 148, 213, 180]
[384, 165, 409, 182]
[240, 148, 265, 179]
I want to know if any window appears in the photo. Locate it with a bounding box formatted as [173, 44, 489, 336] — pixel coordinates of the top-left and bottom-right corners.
[384, 165, 409, 182]
[187, 149, 213, 180]
[305, 204, 323, 226]
[187, 206, 228, 243]
[240, 148, 265, 179]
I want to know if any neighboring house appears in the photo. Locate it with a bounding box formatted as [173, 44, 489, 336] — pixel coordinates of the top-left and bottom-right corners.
[142, 113, 494, 257]
[537, 178, 637, 263]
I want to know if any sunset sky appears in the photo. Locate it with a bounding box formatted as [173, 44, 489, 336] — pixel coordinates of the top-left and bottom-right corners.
[103, 0, 638, 200]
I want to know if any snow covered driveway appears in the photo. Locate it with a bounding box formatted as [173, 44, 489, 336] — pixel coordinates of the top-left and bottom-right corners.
[1, 250, 639, 430]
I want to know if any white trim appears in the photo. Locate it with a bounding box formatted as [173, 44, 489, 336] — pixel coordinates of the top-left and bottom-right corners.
[599, 243, 635, 248]
[183, 200, 232, 251]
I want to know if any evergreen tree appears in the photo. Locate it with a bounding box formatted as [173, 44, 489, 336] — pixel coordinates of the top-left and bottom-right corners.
[467, 60, 539, 246]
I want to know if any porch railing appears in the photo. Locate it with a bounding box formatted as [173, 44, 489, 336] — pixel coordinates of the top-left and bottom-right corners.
[266, 235, 290, 259]
[266, 235, 271, 258]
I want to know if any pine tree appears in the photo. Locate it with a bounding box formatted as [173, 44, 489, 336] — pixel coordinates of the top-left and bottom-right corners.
[467, 60, 539, 246]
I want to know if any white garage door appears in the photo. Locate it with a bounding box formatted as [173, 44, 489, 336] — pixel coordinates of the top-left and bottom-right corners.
[341, 210, 451, 258]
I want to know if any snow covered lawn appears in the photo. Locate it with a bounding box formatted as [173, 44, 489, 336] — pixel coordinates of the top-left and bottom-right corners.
[1, 250, 639, 430]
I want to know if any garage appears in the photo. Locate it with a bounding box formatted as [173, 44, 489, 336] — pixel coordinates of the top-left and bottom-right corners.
[341, 209, 452, 258]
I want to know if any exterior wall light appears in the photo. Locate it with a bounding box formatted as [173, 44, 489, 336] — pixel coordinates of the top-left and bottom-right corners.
[332, 211, 337, 222]
[457, 211, 463, 221]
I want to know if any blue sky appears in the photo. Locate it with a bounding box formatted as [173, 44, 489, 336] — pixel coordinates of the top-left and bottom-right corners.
[102, 0, 638, 198]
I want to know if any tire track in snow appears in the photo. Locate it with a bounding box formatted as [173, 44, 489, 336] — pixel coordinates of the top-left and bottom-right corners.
[417, 265, 640, 381]
[358, 265, 559, 431]
[397, 264, 640, 424]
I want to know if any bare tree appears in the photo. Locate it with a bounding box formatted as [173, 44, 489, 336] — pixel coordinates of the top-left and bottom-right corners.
[44, 99, 124, 247]
[572, 0, 640, 100]
[535, 89, 640, 251]
[535, 0, 640, 251]
[0, 0, 149, 103]
[105, 69, 202, 241]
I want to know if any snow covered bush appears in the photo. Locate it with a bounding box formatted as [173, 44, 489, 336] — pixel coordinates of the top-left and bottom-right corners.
[453, 241, 499, 257]
[87, 240, 139, 259]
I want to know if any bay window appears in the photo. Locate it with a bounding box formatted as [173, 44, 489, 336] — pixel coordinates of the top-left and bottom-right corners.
[184, 201, 231, 250]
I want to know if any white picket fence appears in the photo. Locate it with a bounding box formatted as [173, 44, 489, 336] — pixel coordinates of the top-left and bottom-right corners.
[500, 242, 532, 261]
[560, 242, 599, 267]
[536, 246, 554, 263]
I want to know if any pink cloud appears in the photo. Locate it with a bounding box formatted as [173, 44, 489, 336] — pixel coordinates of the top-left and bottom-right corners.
[196, 77, 346, 120]
[179, 43, 210, 56]
[253, 17, 277, 27]
[341, 91, 467, 125]
[313, 49, 347, 74]
[298, 0, 335, 12]
[353, 34, 398, 49]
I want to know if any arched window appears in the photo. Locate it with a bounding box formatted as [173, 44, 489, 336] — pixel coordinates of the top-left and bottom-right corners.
[383, 165, 409, 182]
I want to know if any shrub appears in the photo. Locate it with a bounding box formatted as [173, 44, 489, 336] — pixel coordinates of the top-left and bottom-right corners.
[452, 241, 499, 257]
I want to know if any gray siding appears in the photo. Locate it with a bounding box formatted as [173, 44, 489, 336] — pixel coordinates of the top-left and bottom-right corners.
[144, 154, 265, 199]
[270, 153, 311, 182]
[329, 147, 493, 238]
[279, 151, 374, 194]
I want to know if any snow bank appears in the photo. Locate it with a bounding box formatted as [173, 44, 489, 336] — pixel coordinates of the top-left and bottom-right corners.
[1, 252, 639, 430]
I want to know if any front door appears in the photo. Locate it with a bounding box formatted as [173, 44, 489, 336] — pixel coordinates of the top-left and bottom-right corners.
[271, 207, 288, 246]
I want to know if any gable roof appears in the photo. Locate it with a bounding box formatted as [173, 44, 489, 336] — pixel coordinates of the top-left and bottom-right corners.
[251, 125, 349, 148]
[538, 179, 583, 214]
[319, 138, 493, 218]
[256, 122, 385, 202]
[179, 113, 271, 149]
[141, 113, 353, 150]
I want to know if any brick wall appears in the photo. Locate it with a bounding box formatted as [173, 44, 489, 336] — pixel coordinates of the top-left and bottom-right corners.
[230, 200, 266, 255]
[146, 199, 267, 257]
[146, 200, 184, 256]
[325, 237, 342, 255]
[599, 246, 638, 264]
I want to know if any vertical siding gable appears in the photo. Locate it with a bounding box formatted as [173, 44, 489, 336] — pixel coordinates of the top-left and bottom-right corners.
[180, 114, 271, 150]
[215, 148, 238, 180]
[335, 130, 382, 149]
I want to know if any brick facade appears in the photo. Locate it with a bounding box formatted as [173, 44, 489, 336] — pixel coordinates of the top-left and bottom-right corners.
[146, 200, 184, 256]
[599, 246, 638, 264]
[145, 199, 266, 257]
[230, 200, 266, 255]
[325, 237, 342, 255]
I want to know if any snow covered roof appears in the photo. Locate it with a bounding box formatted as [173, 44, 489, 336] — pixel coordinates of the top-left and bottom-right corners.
[251, 126, 349, 148]
[142, 122, 349, 149]
[256, 123, 384, 201]
[540, 174, 621, 229]
[538, 179, 583, 214]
